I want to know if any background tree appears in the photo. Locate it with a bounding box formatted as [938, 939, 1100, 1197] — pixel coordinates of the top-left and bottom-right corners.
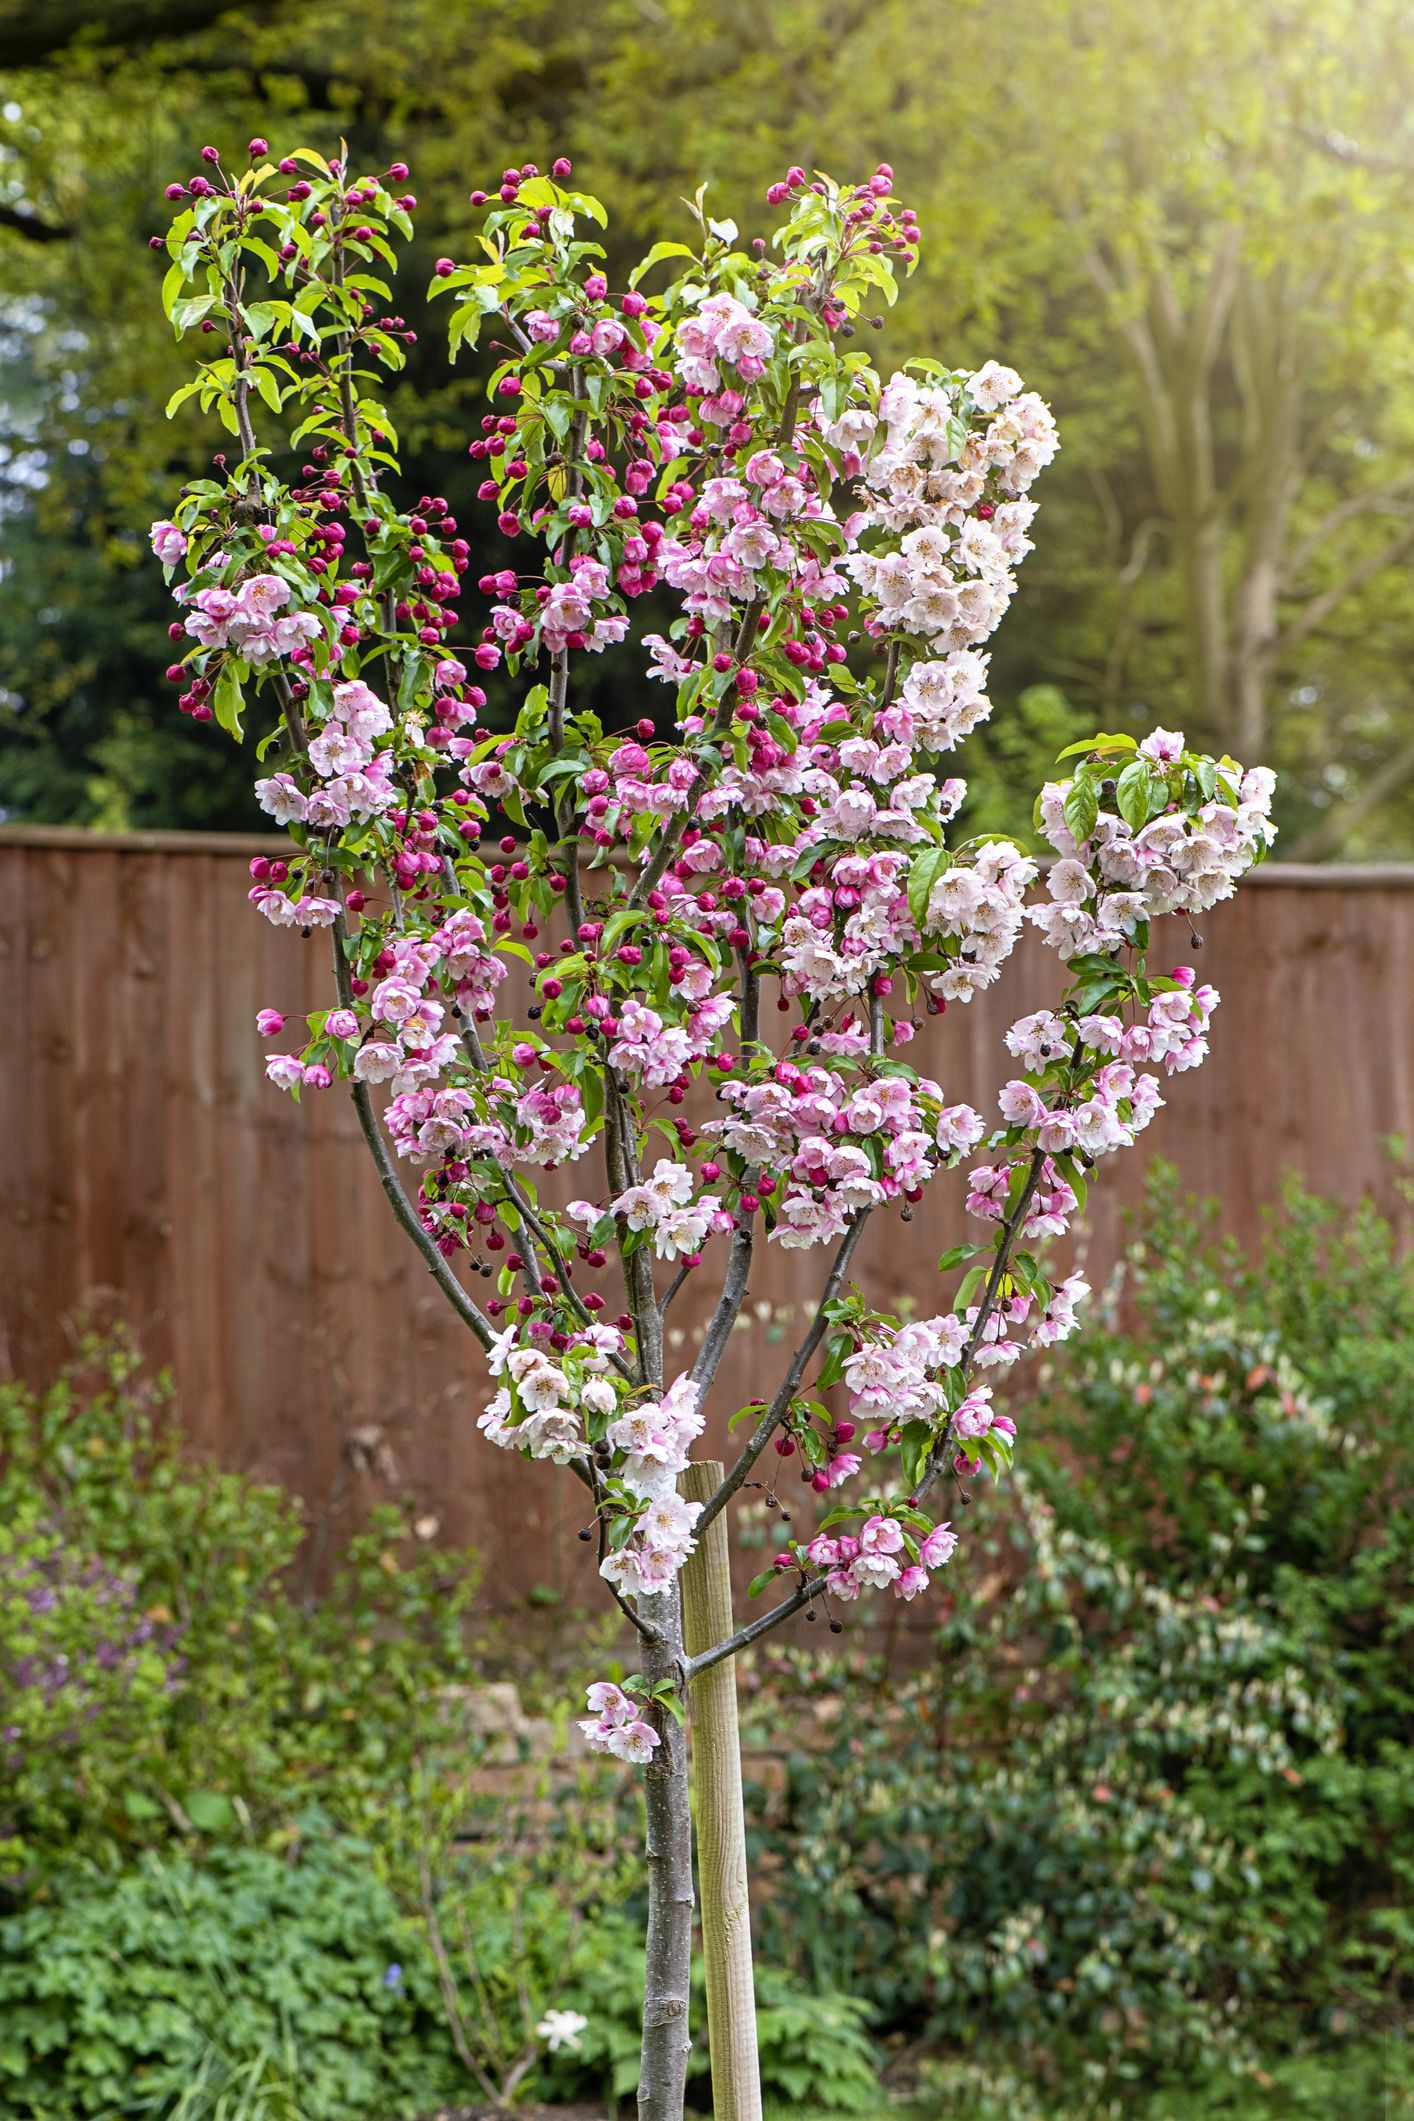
[3, 0, 1412, 851]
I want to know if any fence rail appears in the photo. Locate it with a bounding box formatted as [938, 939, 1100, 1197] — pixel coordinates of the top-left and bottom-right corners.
[5, 827, 1410, 1601]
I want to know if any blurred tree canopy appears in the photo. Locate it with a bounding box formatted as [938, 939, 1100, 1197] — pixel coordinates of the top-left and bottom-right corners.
[1, 0, 1412, 851]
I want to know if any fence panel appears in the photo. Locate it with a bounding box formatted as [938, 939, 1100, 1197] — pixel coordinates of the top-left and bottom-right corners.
[4, 827, 1409, 1601]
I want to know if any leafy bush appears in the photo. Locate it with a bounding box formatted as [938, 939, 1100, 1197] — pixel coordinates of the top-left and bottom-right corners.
[412, 1782, 883, 2115]
[538, 1912, 881, 2114]
[0, 1829, 881, 2119]
[0, 1336, 884, 2116]
[744, 1171, 1414, 2105]
[0, 1835, 461, 2118]
[0, 1334, 485, 1884]
[1029, 1169, 1414, 2028]
[915, 2040, 1414, 2119]
[0, 1501, 187, 1877]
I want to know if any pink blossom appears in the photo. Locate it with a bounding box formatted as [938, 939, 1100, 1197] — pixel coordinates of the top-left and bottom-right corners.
[264, 1054, 304, 1091]
[149, 519, 186, 565]
[920, 1523, 958, 1568]
[859, 1515, 905, 1556]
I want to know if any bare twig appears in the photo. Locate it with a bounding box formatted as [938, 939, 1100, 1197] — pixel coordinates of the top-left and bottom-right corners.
[696, 1213, 870, 1533]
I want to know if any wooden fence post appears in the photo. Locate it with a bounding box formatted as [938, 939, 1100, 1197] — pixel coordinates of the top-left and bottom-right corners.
[679, 1460, 762, 2121]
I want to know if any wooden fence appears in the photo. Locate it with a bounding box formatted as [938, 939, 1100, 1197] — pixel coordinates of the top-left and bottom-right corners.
[4, 825, 1411, 1603]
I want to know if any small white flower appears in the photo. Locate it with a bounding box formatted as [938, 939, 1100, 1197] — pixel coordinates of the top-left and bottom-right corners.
[537, 2008, 588, 2053]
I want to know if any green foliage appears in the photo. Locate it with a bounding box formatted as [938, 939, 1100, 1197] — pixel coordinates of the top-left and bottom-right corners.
[744, 1170, 1414, 2107]
[6, 1, 1414, 846]
[0, 1334, 883, 2116]
[0, 1837, 460, 2119]
[0, 1334, 484, 1883]
[916, 2040, 1414, 2119]
[0, 1795, 881, 2119]
[537, 1911, 881, 2114]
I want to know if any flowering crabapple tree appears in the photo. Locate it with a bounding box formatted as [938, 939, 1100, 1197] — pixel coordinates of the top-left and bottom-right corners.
[150, 137, 1275, 2121]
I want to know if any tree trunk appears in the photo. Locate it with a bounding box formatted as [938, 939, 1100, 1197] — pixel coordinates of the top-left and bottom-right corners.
[638, 1580, 695, 2121]
[1182, 508, 1230, 738]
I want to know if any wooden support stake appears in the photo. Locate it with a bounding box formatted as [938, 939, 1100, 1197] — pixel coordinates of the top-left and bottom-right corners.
[679, 1460, 762, 2121]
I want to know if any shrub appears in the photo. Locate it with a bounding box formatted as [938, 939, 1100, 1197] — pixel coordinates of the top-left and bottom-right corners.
[744, 1170, 1414, 2104]
[539, 1914, 882, 2115]
[0, 1338, 884, 2116]
[0, 1334, 485, 1884]
[0, 1835, 460, 2119]
[1029, 1168, 1414, 2028]
[0, 1829, 882, 2119]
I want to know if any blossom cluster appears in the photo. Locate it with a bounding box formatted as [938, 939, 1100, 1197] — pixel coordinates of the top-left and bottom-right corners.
[709, 1060, 983, 1249]
[1033, 733, 1276, 955]
[255, 679, 397, 831]
[595, 1159, 729, 1263]
[599, 1374, 706, 1599]
[177, 567, 324, 665]
[578, 1679, 661, 1763]
[476, 1320, 627, 1463]
[841, 361, 1057, 657]
[803, 1511, 958, 1604]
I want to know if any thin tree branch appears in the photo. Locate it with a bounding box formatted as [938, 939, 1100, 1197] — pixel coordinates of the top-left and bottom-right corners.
[1272, 526, 1414, 662]
[657, 1259, 692, 1320]
[0, 201, 71, 243]
[690, 1211, 754, 1392]
[418, 1839, 502, 2106]
[1187, 225, 1242, 385]
[1287, 476, 1414, 578]
[328, 901, 498, 1351]
[696, 1212, 871, 1533]
[221, 352, 497, 1362]
[689, 1145, 1053, 1675]
[684, 1573, 826, 1679]
[915, 1146, 1049, 1504]
[593, 1468, 663, 1643]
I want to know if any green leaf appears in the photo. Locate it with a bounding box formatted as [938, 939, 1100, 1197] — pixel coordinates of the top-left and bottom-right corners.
[815, 1337, 848, 1391]
[184, 1790, 236, 1833]
[629, 240, 698, 287]
[171, 294, 218, 335]
[907, 844, 951, 930]
[212, 663, 245, 739]
[1114, 757, 1154, 833]
[1062, 776, 1099, 844]
[1056, 731, 1137, 762]
[164, 379, 204, 419]
[249, 365, 283, 414]
[648, 1681, 686, 1727]
[955, 1263, 990, 1309]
